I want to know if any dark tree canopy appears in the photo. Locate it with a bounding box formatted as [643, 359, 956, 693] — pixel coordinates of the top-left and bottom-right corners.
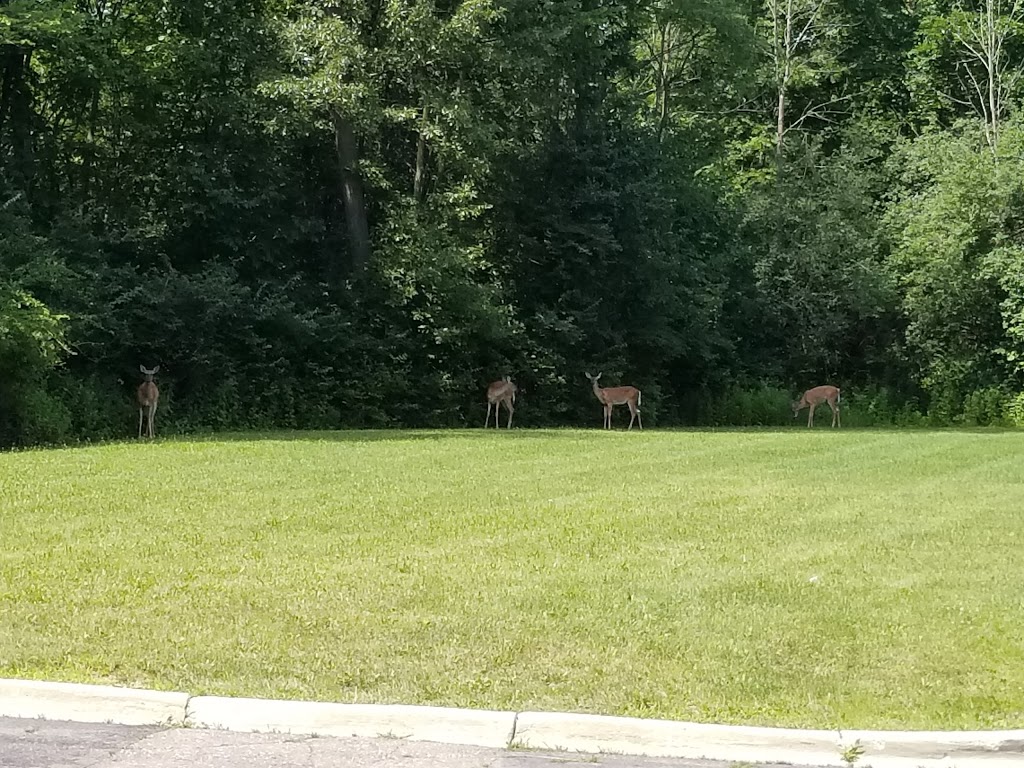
[2, 0, 1023, 444]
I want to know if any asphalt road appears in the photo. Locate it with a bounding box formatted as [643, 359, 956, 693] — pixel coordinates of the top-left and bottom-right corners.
[0, 717, 828, 768]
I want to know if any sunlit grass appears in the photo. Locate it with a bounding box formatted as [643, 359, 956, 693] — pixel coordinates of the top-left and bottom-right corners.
[1, 428, 1023, 730]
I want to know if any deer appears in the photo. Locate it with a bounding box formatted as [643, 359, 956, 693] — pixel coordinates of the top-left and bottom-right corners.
[485, 376, 517, 429]
[586, 372, 642, 430]
[137, 365, 160, 439]
[793, 384, 841, 428]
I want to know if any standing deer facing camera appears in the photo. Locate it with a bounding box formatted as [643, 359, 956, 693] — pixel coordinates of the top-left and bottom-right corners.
[137, 365, 160, 438]
[793, 385, 841, 428]
[485, 376, 517, 428]
[586, 372, 642, 430]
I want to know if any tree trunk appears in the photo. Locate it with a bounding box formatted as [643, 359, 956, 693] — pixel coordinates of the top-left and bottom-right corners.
[775, 0, 792, 165]
[413, 102, 429, 204]
[0, 47, 35, 191]
[656, 21, 669, 142]
[776, 85, 786, 161]
[0, 48, 18, 136]
[332, 109, 371, 273]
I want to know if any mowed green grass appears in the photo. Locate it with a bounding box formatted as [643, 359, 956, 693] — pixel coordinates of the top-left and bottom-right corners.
[1, 429, 1023, 730]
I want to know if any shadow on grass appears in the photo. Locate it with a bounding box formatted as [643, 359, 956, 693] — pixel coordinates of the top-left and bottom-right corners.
[166, 424, 1024, 445]
[6, 424, 1020, 454]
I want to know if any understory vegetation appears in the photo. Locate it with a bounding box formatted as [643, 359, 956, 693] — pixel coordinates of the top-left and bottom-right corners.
[2, 0, 1024, 444]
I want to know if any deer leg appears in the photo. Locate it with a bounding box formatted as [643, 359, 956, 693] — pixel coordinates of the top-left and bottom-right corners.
[138, 408, 144, 439]
[627, 403, 635, 431]
[485, 402, 492, 428]
[832, 401, 839, 428]
[151, 403, 157, 438]
[636, 402, 643, 431]
[506, 399, 514, 429]
[808, 404, 815, 428]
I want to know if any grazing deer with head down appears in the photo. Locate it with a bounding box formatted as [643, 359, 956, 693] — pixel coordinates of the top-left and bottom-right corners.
[137, 365, 160, 438]
[793, 385, 840, 428]
[485, 376, 517, 429]
[586, 372, 642, 430]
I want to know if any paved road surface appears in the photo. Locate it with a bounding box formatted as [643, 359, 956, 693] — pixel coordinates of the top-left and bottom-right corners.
[0, 717, 828, 768]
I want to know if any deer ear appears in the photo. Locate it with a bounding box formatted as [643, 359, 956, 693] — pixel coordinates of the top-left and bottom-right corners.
[139, 364, 146, 373]
[585, 372, 592, 378]
[152, 366, 160, 374]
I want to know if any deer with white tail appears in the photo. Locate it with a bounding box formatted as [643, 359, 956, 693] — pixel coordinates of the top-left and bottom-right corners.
[586, 372, 642, 430]
[793, 384, 841, 428]
[485, 376, 518, 429]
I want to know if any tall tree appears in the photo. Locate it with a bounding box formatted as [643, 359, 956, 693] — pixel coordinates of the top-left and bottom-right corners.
[947, 0, 1023, 152]
[885, 119, 1024, 412]
[759, 0, 851, 161]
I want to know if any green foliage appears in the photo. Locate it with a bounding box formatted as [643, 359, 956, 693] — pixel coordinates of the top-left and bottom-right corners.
[13, 386, 73, 445]
[961, 387, 1010, 426]
[0, 285, 66, 373]
[696, 384, 794, 427]
[0, 0, 75, 47]
[0, 282, 69, 446]
[886, 118, 1024, 410]
[50, 371, 129, 442]
[1, 0, 1023, 443]
[840, 739, 865, 766]
[1004, 391, 1024, 426]
[841, 386, 927, 427]
[735, 141, 902, 393]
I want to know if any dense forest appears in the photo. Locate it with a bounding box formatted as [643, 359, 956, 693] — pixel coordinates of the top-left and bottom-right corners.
[2, 0, 1023, 444]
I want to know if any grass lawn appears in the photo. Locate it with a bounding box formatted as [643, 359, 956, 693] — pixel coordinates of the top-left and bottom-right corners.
[1, 428, 1023, 731]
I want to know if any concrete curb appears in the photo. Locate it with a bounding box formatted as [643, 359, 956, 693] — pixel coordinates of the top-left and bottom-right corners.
[2, 678, 1023, 766]
[0, 679, 188, 726]
[513, 711, 844, 765]
[185, 695, 516, 749]
[512, 711, 1024, 767]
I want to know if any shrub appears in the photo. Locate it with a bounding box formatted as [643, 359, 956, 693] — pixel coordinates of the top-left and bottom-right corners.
[961, 387, 1009, 426]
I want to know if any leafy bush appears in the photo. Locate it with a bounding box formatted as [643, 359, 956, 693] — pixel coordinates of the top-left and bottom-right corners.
[0, 284, 69, 446]
[695, 384, 794, 427]
[961, 387, 1009, 426]
[16, 388, 73, 445]
[50, 372, 130, 442]
[838, 386, 926, 427]
[1004, 393, 1024, 427]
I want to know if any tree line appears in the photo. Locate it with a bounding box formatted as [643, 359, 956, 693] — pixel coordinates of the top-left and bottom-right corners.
[1, 0, 1023, 445]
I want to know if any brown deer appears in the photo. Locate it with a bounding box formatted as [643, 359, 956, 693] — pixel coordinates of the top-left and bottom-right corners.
[586, 372, 642, 430]
[137, 365, 160, 438]
[793, 385, 841, 428]
[485, 376, 517, 429]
